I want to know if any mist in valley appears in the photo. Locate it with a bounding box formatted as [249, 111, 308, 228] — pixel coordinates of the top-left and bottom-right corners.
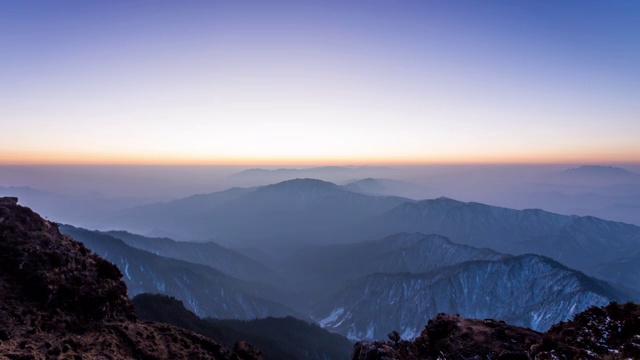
[3, 163, 640, 232]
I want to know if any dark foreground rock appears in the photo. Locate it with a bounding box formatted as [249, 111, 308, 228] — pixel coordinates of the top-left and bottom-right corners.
[0, 197, 260, 359]
[132, 293, 354, 360]
[353, 302, 640, 359]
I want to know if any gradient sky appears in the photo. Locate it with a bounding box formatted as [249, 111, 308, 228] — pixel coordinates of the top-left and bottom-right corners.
[1, 0, 639, 165]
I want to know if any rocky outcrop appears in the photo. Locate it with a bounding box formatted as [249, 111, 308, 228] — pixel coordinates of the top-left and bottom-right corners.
[352, 302, 640, 359]
[352, 314, 542, 360]
[0, 197, 260, 359]
[534, 301, 640, 359]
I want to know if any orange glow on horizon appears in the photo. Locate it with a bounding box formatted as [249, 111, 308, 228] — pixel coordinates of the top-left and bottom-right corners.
[2, 150, 640, 167]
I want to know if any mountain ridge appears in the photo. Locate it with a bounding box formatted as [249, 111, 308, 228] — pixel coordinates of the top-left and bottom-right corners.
[368, 196, 640, 281]
[133, 293, 354, 360]
[60, 225, 303, 320]
[561, 165, 638, 178]
[96, 228, 283, 286]
[104, 178, 412, 246]
[281, 232, 506, 298]
[312, 252, 631, 339]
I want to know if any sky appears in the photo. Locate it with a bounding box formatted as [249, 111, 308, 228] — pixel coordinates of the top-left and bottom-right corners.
[1, 0, 639, 165]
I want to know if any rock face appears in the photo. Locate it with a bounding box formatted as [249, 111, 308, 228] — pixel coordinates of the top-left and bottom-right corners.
[0, 197, 134, 323]
[352, 302, 640, 360]
[0, 197, 259, 359]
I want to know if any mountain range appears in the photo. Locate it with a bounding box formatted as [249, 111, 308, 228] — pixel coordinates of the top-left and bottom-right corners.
[6, 174, 640, 345]
[98, 178, 640, 281]
[61, 224, 637, 342]
[102, 179, 411, 246]
[99, 229, 283, 286]
[365, 196, 640, 281]
[312, 253, 626, 339]
[2, 196, 640, 359]
[56, 178, 640, 341]
[220, 166, 393, 188]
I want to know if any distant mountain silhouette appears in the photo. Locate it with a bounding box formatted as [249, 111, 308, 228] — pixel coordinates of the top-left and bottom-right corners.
[222, 166, 393, 187]
[342, 178, 431, 199]
[561, 165, 637, 178]
[104, 178, 412, 246]
[367, 197, 640, 281]
[555, 166, 640, 186]
[507, 190, 640, 225]
[105, 186, 256, 236]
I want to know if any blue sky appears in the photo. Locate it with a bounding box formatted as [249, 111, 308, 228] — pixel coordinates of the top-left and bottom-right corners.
[1, 0, 639, 164]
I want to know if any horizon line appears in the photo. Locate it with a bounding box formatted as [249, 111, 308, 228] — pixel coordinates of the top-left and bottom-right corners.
[2, 159, 640, 167]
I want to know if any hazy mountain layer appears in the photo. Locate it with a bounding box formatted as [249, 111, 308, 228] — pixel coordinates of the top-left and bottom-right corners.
[99, 229, 284, 286]
[221, 166, 393, 188]
[594, 252, 640, 292]
[560, 165, 639, 181]
[342, 178, 432, 199]
[506, 190, 640, 225]
[102, 179, 640, 280]
[281, 232, 506, 297]
[104, 178, 411, 246]
[61, 226, 302, 320]
[0, 185, 161, 227]
[369, 197, 640, 276]
[313, 254, 629, 339]
[103, 186, 255, 238]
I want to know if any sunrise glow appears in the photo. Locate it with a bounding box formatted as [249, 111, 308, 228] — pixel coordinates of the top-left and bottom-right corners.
[1, 1, 639, 165]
